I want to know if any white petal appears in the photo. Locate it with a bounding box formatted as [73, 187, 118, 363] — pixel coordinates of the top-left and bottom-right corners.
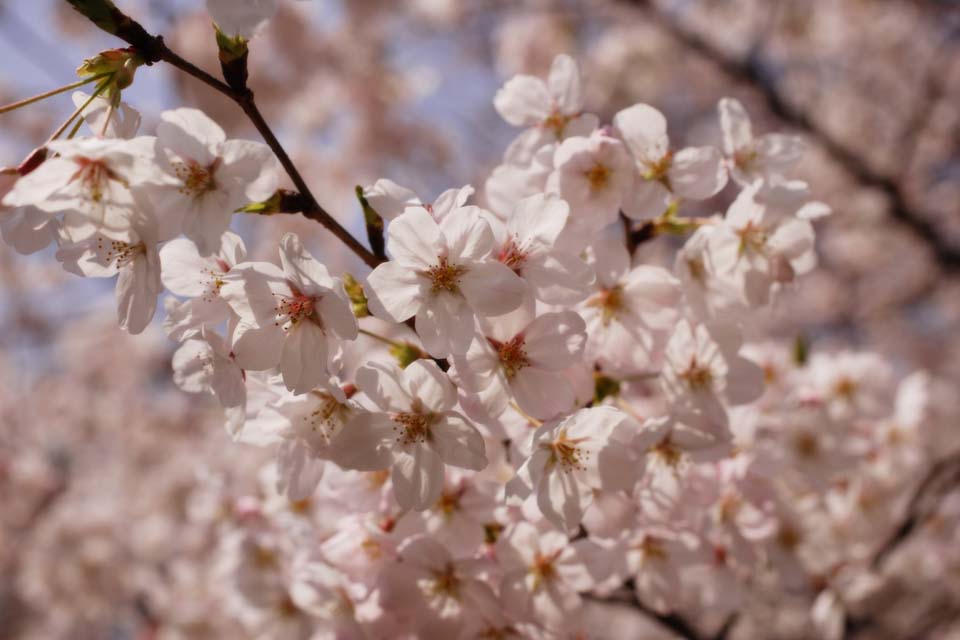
[355, 361, 413, 412]
[718, 97, 753, 156]
[276, 440, 325, 501]
[279, 232, 335, 293]
[116, 253, 160, 334]
[613, 103, 669, 162]
[507, 193, 569, 248]
[387, 208, 441, 268]
[365, 261, 424, 322]
[362, 179, 420, 221]
[621, 179, 671, 221]
[512, 368, 574, 420]
[157, 107, 224, 166]
[523, 311, 587, 369]
[522, 252, 595, 304]
[280, 321, 330, 394]
[494, 75, 551, 126]
[329, 411, 395, 471]
[403, 360, 456, 413]
[392, 446, 444, 511]
[668, 146, 727, 200]
[547, 54, 583, 114]
[459, 261, 526, 316]
[430, 412, 487, 470]
[231, 321, 283, 370]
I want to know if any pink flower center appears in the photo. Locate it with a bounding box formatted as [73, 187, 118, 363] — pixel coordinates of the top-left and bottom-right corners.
[498, 238, 528, 272]
[391, 411, 436, 446]
[426, 257, 467, 294]
[70, 157, 124, 202]
[489, 335, 530, 380]
[543, 429, 591, 473]
[679, 357, 713, 391]
[275, 286, 319, 330]
[584, 163, 611, 191]
[174, 158, 220, 197]
[587, 285, 625, 326]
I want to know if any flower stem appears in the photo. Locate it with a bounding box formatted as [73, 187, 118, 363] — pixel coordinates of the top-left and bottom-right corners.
[64, 3, 382, 269]
[510, 401, 543, 427]
[358, 328, 402, 348]
[0, 73, 109, 115]
[47, 75, 112, 142]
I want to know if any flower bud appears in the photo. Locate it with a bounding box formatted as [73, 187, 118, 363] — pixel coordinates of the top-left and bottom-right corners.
[342, 273, 369, 318]
[389, 342, 425, 369]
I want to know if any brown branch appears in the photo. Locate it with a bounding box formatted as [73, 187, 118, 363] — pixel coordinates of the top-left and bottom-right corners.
[871, 450, 960, 569]
[64, 0, 382, 269]
[585, 578, 737, 640]
[623, 0, 960, 270]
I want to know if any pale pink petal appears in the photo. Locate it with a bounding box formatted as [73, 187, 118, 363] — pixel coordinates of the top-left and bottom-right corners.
[668, 146, 727, 200]
[459, 261, 526, 316]
[494, 75, 551, 126]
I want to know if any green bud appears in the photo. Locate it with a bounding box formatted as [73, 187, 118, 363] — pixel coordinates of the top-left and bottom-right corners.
[215, 27, 248, 62]
[389, 342, 425, 369]
[792, 334, 809, 367]
[483, 522, 504, 545]
[76, 48, 143, 105]
[236, 191, 283, 215]
[593, 373, 621, 404]
[342, 273, 369, 318]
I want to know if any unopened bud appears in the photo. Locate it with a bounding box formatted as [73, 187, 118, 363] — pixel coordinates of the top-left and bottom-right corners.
[342, 273, 369, 318]
[77, 48, 143, 105]
[593, 372, 621, 404]
[389, 342, 425, 369]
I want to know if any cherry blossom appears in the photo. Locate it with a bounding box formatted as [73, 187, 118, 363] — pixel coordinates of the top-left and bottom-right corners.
[452, 305, 587, 421]
[494, 54, 599, 162]
[331, 360, 487, 511]
[507, 406, 639, 533]
[160, 230, 246, 340]
[364, 206, 526, 356]
[222, 232, 358, 393]
[151, 108, 278, 253]
[718, 97, 806, 186]
[660, 319, 765, 432]
[613, 103, 727, 220]
[55, 206, 162, 334]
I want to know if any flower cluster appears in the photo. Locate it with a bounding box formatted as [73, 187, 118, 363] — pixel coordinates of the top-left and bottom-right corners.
[2, 25, 954, 640]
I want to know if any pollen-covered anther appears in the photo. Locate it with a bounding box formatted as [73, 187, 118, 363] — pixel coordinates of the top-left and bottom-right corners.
[498, 238, 528, 271]
[584, 163, 611, 190]
[586, 285, 625, 326]
[425, 257, 467, 294]
[96, 236, 145, 269]
[544, 430, 590, 473]
[642, 150, 674, 183]
[430, 563, 461, 598]
[302, 392, 348, 442]
[679, 357, 713, 391]
[491, 335, 530, 379]
[391, 411, 435, 445]
[737, 221, 768, 254]
[275, 287, 319, 329]
[540, 107, 577, 139]
[174, 158, 220, 197]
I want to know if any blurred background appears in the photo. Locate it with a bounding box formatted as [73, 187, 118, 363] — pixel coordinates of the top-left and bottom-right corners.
[0, 0, 958, 637]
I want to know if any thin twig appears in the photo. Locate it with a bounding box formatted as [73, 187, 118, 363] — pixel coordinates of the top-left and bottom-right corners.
[64, 0, 381, 269]
[623, 0, 960, 270]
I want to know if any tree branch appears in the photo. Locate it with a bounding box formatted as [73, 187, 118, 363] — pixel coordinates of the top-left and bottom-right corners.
[64, 0, 382, 269]
[623, 0, 960, 270]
